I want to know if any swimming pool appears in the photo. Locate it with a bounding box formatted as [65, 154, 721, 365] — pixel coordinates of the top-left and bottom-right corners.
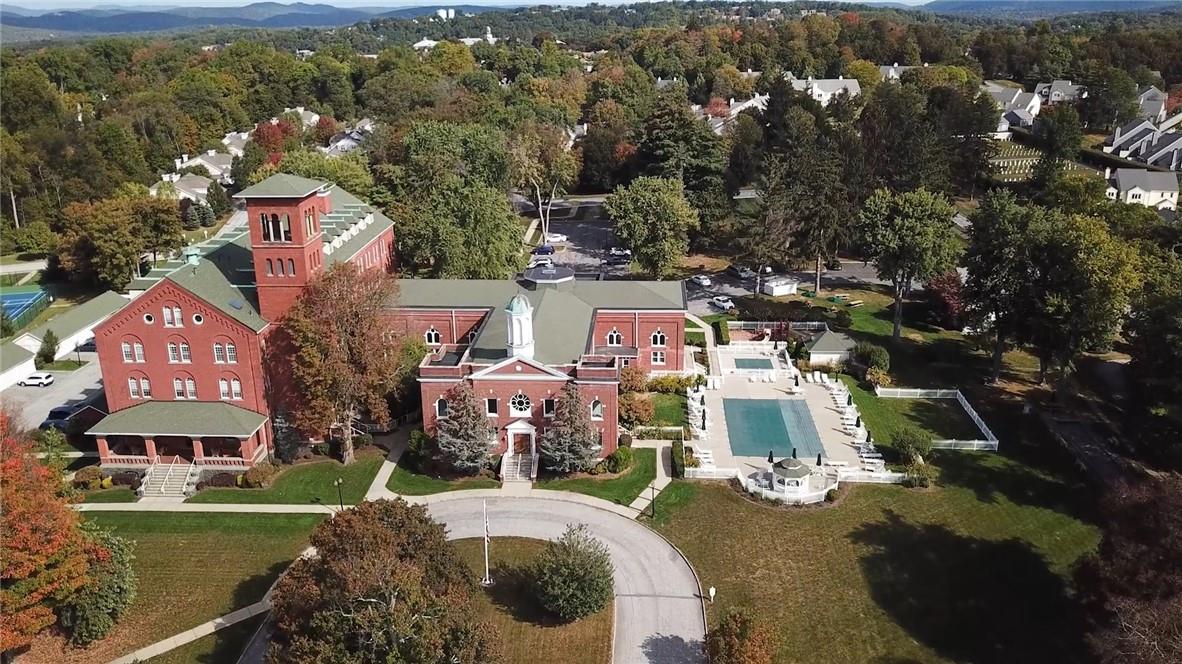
[722, 398, 824, 459]
[733, 357, 775, 370]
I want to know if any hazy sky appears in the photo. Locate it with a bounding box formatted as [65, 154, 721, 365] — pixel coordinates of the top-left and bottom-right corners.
[13, 0, 934, 11]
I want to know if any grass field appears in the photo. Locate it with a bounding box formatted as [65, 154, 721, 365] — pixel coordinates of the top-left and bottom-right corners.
[649, 393, 688, 428]
[386, 464, 501, 495]
[538, 448, 656, 505]
[453, 537, 612, 664]
[188, 452, 382, 505]
[39, 359, 87, 371]
[841, 377, 984, 446]
[650, 464, 1099, 664]
[26, 513, 321, 664]
[80, 487, 138, 503]
[146, 615, 264, 664]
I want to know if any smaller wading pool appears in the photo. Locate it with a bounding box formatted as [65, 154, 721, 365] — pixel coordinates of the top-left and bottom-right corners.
[733, 357, 775, 370]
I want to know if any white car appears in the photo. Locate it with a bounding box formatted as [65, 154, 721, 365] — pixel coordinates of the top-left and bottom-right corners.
[544, 232, 568, 244]
[710, 296, 736, 311]
[609, 247, 632, 257]
[690, 274, 712, 287]
[527, 257, 554, 269]
[18, 372, 54, 387]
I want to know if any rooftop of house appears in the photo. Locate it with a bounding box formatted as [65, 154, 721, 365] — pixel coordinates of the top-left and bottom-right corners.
[21, 291, 127, 343]
[806, 328, 856, 354]
[1110, 168, 1180, 194]
[151, 172, 212, 197]
[395, 276, 686, 365]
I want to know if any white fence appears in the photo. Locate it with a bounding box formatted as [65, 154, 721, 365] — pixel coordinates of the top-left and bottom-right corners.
[742, 476, 839, 505]
[837, 469, 907, 483]
[874, 386, 999, 451]
[685, 466, 740, 480]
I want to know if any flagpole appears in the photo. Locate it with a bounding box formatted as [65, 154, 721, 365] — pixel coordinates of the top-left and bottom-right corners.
[481, 499, 493, 586]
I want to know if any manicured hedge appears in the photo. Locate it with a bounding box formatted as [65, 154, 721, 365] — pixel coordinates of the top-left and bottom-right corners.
[712, 320, 731, 345]
[671, 439, 686, 478]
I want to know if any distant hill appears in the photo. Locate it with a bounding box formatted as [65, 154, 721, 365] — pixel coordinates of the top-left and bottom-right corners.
[922, 0, 1182, 17]
[0, 2, 505, 34]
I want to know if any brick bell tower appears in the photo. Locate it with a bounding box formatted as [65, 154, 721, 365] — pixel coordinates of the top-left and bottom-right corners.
[234, 173, 330, 322]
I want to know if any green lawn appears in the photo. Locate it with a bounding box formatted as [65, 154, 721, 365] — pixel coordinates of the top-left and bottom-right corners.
[27, 513, 320, 664]
[188, 453, 382, 505]
[649, 392, 688, 428]
[841, 376, 985, 454]
[146, 615, 264, 664]
[80, 487, 138, 503]
[453, 537, 611, 664]
[685, 330, 706, 346]
[385, 464, 500, 495]
[537, 447, 656, 505]
[40, 359, 87, 371]
[651, 456, 1099, 664]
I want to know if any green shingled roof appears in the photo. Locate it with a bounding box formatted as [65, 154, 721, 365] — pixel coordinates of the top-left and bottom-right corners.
[87, 401, 268, 438]
[233, 173, 327, 199]
[806, 329, 856, 354]
[25, 291, 127, 342]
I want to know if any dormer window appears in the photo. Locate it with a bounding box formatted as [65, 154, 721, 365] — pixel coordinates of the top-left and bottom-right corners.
[651, 329, 667, 347]
[425, 328, 441, 345]
[606, 328, 622, 346]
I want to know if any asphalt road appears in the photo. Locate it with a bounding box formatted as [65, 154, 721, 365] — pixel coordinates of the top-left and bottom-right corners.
[428, 497, 706, 664]
[0, 259, 48, 275]
[2, 352, 104, 430]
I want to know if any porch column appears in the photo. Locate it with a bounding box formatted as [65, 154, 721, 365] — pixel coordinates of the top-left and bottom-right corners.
[192, 440, 204, 459]
[238, 438, 253, 460]
[97, 436, 110, 460]
[144, 437, 158, 459]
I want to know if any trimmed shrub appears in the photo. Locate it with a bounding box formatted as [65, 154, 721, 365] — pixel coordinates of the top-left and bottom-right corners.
[853, 342, 890, 372]
[647, 374, 695, 394]
[109, 472, 140, 490]
[605, 446, 633, 473]
[618, 392, 654, 427]
[671, 439, 686, 478]
[619, 365, 648, 393]
[833, 308, 853, 330]
[531, 525, 614, 622]
[825, 489, 838, 502]
[241, 463, 279, 489]
[712, 319, 731, 345]
[865, 367, 892, 388]
[311, 443, 330, 457]
[903, 461, 937, 488]
[205, 472, 237, 488]
[352, 432, 374, 449]
[73, 466, 103, 490]
[588, 461, 607, 475]
[892, 427, 933, 464]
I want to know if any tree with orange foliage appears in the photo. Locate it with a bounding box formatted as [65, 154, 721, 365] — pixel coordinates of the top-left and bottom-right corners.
[0, 412, 90, 656]
[312, 115, 339, 146]
[705, 609, 777, 664]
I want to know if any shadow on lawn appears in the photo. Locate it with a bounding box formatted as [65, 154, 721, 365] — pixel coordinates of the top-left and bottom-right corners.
[481, 562, 563, 627]
[850, 511, 1091, 664]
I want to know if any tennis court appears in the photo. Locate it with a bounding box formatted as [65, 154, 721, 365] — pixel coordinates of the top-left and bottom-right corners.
[1, 288, 48, 324]
[733, 357, 774, 370]
[722, 398, 824, 459]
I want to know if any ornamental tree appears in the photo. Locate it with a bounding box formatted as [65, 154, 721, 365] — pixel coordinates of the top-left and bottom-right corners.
[857, 188, 960, 340]
[280, 262, 402, 465]
[56, 523, 137, 645]
[539, 383, 598, 473]
[0, 413, 91, 654]
[435, 382, 492, 474]
[268, 499, 501, 664]
[605, 176, 699, 278]
[531, 525, 614, 622]
[705, 610, 776, 664]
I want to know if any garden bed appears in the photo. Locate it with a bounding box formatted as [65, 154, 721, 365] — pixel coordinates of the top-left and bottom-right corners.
[537, 448, 656, 505]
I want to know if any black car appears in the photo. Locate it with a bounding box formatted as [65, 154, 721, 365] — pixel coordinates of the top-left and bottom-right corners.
[76, 339, 97, 352]
[531, 244, 556, 256]
[825, 258, 843, 271]
[39, 407, 76, 431]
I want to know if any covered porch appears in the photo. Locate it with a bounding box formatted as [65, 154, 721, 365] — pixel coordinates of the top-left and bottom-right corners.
[89, 401, 271, 470]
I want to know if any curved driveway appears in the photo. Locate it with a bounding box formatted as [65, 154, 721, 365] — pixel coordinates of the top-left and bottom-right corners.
[428, 497, 705, 664]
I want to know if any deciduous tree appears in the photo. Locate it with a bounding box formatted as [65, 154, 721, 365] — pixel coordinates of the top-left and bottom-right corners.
[435, 382, 492, 474]
[56, 524, 137, 646]
[531, 525, 614, 622]
[280, 263, 401, 464]
[539, 383, 598, 473]
[509, 121, 579, 240]
[604, 176, 699, 278]
[705, 610, 776, 664]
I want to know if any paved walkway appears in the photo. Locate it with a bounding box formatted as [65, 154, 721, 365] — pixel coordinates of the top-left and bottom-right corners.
[627, 439, 673, 515]
[0, 258, 47, 275]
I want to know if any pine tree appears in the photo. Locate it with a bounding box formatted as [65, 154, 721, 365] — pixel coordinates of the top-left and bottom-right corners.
[435, 382, 491, 474]
[539, 382, 597, 473]
[193, 203, 216, 228]
[205, 180, 231, 217]
[36, 329, 59, 367]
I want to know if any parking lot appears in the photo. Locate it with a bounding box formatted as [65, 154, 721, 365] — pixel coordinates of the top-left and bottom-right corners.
[3, 353, 104, 431]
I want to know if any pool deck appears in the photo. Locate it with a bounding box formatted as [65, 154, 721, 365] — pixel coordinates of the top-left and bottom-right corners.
[695, 376, 864, 473]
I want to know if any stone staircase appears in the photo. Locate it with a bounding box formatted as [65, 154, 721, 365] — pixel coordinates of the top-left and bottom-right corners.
[501, 454, 536, 483]
[140, 459, 193, 498]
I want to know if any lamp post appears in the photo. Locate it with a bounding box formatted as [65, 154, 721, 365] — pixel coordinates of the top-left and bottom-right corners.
[333, 477, 344, 511]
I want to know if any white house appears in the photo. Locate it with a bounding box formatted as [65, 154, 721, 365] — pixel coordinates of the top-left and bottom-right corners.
[1137, 86, 1168, 123]
[281, 106, 321, 129]
[319, 118, 376, 157]
[786, 73, 860, 106]
[984, 82, 1042, 140]
[878, 62, 925, 81]
[692, 94, 769, 135]
[174, 150, 234, 184]
[413, 38, 440, 51]
[0, 342, 36, 392]
[459, 27, 498, 47]
[149, 172, 212, 204]
[1034, 79, 1085, 105]
[1105, 168, 1179, 210]
[1104, 118, 1182, 172]
[221, 130, 251, 157]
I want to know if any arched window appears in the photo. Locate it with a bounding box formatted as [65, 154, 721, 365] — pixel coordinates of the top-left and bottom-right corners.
[590, 399, 604, 420]
[128, 377, 141, 399]
[436, 398, 449, 418]
[219, 378, 230, 400]
[173, 374, 196, 399]
[185, 377, 196, 399]
[287, 258, 295, 276]
[140, 377, 151, 399]
[231, 378, 242, 400]
[281, 215, 292, 242]
[651, 329, 667, 347]
[606, 328, 622, 346]
[425, 327, 441, 345]
[167, 342, 179, 363]
[259, 212, 270, 241]
[179, 342, 191, 362]
[173, 377, 184, 399]
[128, 374, 150, 399]
[265, 259, 273, 276]
[133, 342, 144, 362]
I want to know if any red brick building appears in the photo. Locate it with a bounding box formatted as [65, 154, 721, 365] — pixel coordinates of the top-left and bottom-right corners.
[88, 173, 689, 485]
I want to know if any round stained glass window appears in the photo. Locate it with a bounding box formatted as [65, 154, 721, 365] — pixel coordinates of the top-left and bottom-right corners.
[510, 393, 531, 412]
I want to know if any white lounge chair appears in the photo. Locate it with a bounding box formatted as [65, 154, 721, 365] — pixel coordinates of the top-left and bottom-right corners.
[812, 370, 822, 383]
[820, 374, 831, 385]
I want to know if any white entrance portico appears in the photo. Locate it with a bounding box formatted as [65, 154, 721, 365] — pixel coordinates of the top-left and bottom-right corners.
[503, 418, 537, 481]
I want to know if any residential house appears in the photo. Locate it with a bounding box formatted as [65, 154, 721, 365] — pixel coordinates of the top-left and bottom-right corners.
[1034, 79, 1085, 105]
[1137, 86, 1168, 123]
[174, 151, 234, 185]
[693, 95, 769, 135]
[1104, 118, 1182, 171]
[878, 62, 923, 82]
[1105, 167, 1179, 210]
[319, 118, 375, 157]
[221, 130, 251, 158]
[281, 106, 320, 129]
[150, 172, 212, 204]
[984, 82, 1042, 140]
[786, 73, 860, 107]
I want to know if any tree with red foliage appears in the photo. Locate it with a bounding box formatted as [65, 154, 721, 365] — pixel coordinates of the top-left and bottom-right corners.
[926, 270, 966, 330]
[252, 118, 298, 154]
[1167, 84, 1182, 115]
[312, 115, 339, 146]
[705, 96, 730, 118]
[0, 412, 91, 655]
[1076, 476, 1182, 664]
[279, 262, 402, 465]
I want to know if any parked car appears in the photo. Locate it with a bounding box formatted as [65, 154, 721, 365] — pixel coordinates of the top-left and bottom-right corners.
[710, 296, 736, 311]
[608, 247, 632, 257]
[18, 372, 54, 387]
[689, 274, 712, 287]
[527, 257, 554, 269]
[602, 255, 631, 266]
[531, 244, 556, 255]
[824, 258, 843, 271]
[727, 265, 757, 280]
[544, 232, 568, 243]
[76, 339, 97, 352]
[39, 406, 76, 431]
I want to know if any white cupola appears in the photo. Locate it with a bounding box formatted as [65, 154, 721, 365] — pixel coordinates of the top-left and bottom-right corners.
[506, 294, 534, 360]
